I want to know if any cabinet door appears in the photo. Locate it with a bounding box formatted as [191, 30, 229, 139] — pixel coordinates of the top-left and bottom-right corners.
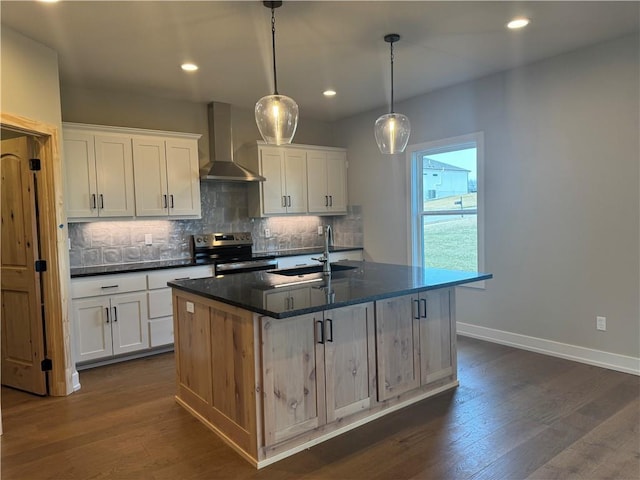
[419, 289, 454, 386]
[306, 151, 329, 213]
[64, 131, 98, 218]
[110, 292, 149, 355]
[326, 151, 347, 213]
[73, 296, 112, 362]
[375, 294, 420, 401]
[260, 147, 287, 214]
[132, 137, 169, 216]
[261, 314, 325, 445]
[283, 149, 307, 213]
[324, 303, 373, 422]
[166, 139, 201, 217]
[94, 135, 135, 217]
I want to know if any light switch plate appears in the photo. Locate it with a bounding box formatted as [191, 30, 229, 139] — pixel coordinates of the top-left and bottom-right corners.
[144, 233, 153, 245]
[318, 226, 324, 235]
[186, 301, 195, 313]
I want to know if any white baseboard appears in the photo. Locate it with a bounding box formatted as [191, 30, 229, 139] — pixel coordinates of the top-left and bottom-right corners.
[72, 370, 81, 392]
[457, 322, 640, 376]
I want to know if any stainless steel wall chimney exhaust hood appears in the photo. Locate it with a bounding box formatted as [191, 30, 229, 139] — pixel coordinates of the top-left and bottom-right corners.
[200, 102, 265, 182]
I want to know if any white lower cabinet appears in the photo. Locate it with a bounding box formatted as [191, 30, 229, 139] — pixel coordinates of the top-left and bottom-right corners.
[73, 291, 148, 363]
[72, 265, 213, 366]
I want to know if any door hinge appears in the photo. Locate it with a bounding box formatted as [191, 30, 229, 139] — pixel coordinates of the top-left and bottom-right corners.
[41, 358, 52, 371]
[35, 260, 47, 272]
[29, 158, 41, 171]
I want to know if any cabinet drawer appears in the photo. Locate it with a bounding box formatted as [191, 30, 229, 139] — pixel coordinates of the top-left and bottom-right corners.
[149, 317, 174, 347]
[71, 273, 147, 299]
[147, 265, 212, 290]
[330, 250, 363, 262]
[148, 288, 172, 319]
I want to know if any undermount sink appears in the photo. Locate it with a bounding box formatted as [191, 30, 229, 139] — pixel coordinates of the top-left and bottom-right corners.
[270, 263, 357, 277]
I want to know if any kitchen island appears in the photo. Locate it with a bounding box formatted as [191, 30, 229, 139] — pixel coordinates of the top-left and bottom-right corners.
[168, 261, 491, 468]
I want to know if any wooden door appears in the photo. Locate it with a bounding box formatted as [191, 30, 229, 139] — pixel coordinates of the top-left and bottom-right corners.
[419, 289, 454, 386]
[1, 136, 48, 394]
[375, 294, 420, 401]
[261, 314, 325, 446]
[259, 146, 286, 214]
[132, 136, 169, 216]
[94, 135, 135, 217]
[73, 296, 113, 363]
[110, 292, 149, 355]
[306, 151, 329, 213]
[63, 131, 98, 218]
[165, 139, 201, 217]
[282, 149, 307, 213]
[324, 303, 374, 423]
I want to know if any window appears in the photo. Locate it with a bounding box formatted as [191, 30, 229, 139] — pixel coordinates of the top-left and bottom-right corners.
[407, 132, 484, 277]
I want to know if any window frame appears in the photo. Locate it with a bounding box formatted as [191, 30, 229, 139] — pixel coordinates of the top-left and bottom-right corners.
[406, 132, 486, 288]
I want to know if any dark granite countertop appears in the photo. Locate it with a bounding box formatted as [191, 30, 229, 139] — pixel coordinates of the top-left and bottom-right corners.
[168, 261, 492, 319]
[69, 246, 364, 278]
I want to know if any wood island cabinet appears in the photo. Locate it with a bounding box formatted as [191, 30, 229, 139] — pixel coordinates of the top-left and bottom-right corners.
[171, 286, 457, 468]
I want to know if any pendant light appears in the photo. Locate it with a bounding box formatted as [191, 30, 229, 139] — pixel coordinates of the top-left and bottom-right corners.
[375, 33, 411, 154]
[255, 1, 298, 145]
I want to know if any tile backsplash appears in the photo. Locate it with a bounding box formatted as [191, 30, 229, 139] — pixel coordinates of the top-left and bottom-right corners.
[68, 182, 363, 268]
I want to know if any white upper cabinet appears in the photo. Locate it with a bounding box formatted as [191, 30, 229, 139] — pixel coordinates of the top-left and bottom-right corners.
[63, 123, 201, 221]
[132, 137, 201, 217]
[64, 129, 135, 219]
[306, 150, 347, 214]
[252, 145, 307, 216]
[244, 142, 348, 218]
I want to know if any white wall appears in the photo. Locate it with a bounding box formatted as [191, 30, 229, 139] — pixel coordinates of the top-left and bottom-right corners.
[1, 26, 62, 127]
[61, 85, 335, 168]
[335, 34, 639, 361]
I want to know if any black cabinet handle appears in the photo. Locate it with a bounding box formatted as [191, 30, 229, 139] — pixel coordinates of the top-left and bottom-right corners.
[113, 306, 118, 322]
[91, 194, 97, 209]
[287, 196, 292, 207]
[170, 194, 174, 208]
[105, 307, 110, 324]
[329, 195, 333, 207]
[282, 196, 287, 207]
[99, 194, 104, 209]
[101, 285, 119, 289]
[163, 194, 168, 208]
[325, 195, 329, 207]
[413, 299, 420, 320]
[316, 320, 324, 344]
[420, 298, 427, 318]
[326, 318, 333, 342]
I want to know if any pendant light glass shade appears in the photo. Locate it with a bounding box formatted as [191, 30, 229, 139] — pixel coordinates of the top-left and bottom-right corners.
[255, 94, 298, 145]
[375, 33, 411, 154]
[256, 1, 298, 145]
[374, 113, 411, 154]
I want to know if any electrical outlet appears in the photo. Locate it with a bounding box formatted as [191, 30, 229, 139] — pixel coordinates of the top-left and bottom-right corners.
[186, 301, 195, 313]
[264, 228, 271, 237]
[144, 233, 153, 245]
[318, 226, 324, 235]
[596, 316, 607, 331]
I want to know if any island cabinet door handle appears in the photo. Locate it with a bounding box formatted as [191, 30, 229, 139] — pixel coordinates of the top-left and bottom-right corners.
[315, 320, 325, 344]
[112, 306, 118, 322]
[413, 299, 420, 320]
[325, 318, 333, 342]
[420, 298, 427, 318]
[105, 307, 110, 324]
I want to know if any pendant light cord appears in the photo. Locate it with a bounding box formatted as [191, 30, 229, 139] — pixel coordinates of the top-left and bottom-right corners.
[390, 40, 395, 114]
[271, 7, 279, 95]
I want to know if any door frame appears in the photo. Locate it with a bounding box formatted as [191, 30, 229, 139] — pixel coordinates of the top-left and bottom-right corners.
[1, 112, 73, 397]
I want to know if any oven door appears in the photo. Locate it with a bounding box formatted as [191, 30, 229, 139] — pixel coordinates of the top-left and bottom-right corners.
[214, 258, 278, 276]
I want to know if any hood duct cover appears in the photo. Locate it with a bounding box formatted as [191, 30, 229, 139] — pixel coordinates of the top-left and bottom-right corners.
[200, 102, 265, 182]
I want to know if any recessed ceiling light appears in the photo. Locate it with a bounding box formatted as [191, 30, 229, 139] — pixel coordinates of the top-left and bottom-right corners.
[507, 18, 530, 30]
[323, 90, 337, 97]
[181, 63, 199, 72]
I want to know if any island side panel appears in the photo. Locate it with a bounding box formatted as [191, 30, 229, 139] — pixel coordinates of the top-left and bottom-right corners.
[172, 290, 259, 461]
[419, 288, 455, 385]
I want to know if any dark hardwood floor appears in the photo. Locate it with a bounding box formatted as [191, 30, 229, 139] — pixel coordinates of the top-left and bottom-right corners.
[1, 336, 638, 479]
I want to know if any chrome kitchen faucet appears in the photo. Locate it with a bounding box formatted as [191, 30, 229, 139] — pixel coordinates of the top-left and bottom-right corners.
[312, 225, 332, 275]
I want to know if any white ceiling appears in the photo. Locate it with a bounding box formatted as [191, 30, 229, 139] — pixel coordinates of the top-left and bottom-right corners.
[2, 1, 638, 121]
